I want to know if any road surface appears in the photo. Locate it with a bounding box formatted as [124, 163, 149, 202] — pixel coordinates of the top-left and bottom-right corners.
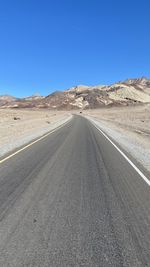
[0, 116, 149, 267]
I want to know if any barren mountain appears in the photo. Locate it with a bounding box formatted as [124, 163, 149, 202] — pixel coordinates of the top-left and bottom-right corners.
[122, 77, 150, 95]
[0, 95, 18, 106]
[0, 77, 150, 109]
[23, 93, 44, 101]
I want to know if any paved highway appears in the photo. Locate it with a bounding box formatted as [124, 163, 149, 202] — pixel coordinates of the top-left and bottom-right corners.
[0, 116, 149, 266]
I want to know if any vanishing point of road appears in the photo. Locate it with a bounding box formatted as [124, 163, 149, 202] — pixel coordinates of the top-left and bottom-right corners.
[0, 116, 149, 266]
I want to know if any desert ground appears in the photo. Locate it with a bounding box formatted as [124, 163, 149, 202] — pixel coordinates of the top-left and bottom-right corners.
[84, 104, 150, 172]
[0, 105, 149, 172]
[84, 104, 150, 137]
[0, 108, 71, 157]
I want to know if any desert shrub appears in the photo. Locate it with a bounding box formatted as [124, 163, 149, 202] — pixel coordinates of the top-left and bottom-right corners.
[13, 117, 20, 120]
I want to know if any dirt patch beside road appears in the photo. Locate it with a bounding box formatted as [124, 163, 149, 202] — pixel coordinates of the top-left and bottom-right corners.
[0, 109, 71, 157]
[84, 104, 150, 172]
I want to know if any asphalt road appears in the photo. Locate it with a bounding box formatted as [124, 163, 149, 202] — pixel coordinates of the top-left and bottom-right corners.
[0, 116, 150, 267]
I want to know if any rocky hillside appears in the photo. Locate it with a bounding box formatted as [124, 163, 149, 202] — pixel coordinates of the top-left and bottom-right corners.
[0, 77, 150, 109]
[0, 95, 18, 106]
[122, 77, 150, 95]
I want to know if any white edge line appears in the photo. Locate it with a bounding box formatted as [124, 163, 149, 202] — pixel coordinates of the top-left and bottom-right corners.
[0, 116, 72, 164]
[89, 119, 150, 187]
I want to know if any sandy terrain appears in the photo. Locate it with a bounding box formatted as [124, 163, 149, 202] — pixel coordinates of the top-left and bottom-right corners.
[84, 104, 150, 172]
[0, 109, 71, 157]
[85, 104, 150, 136]
[0, 105, 149, 173]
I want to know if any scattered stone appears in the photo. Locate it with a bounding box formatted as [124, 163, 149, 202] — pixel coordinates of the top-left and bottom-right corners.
[13, 117, 20, 120]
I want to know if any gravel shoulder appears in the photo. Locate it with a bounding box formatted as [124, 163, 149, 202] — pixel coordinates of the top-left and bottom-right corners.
[0, 109, 72, 158]
[84, 105, 150, 173]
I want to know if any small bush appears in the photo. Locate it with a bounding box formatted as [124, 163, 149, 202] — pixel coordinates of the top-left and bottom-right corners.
[13, 117, 20, 120]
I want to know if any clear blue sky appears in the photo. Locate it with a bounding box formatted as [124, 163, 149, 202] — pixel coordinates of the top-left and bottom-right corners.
[0, 0, 150, 97]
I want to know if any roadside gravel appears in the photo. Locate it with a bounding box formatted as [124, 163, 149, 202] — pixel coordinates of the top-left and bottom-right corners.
[86, 116, 150, 173]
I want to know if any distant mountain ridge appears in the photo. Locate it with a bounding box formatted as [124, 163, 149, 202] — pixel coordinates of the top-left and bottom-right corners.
[0, 77, 150, 109]
[0, 95, 18, 106]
